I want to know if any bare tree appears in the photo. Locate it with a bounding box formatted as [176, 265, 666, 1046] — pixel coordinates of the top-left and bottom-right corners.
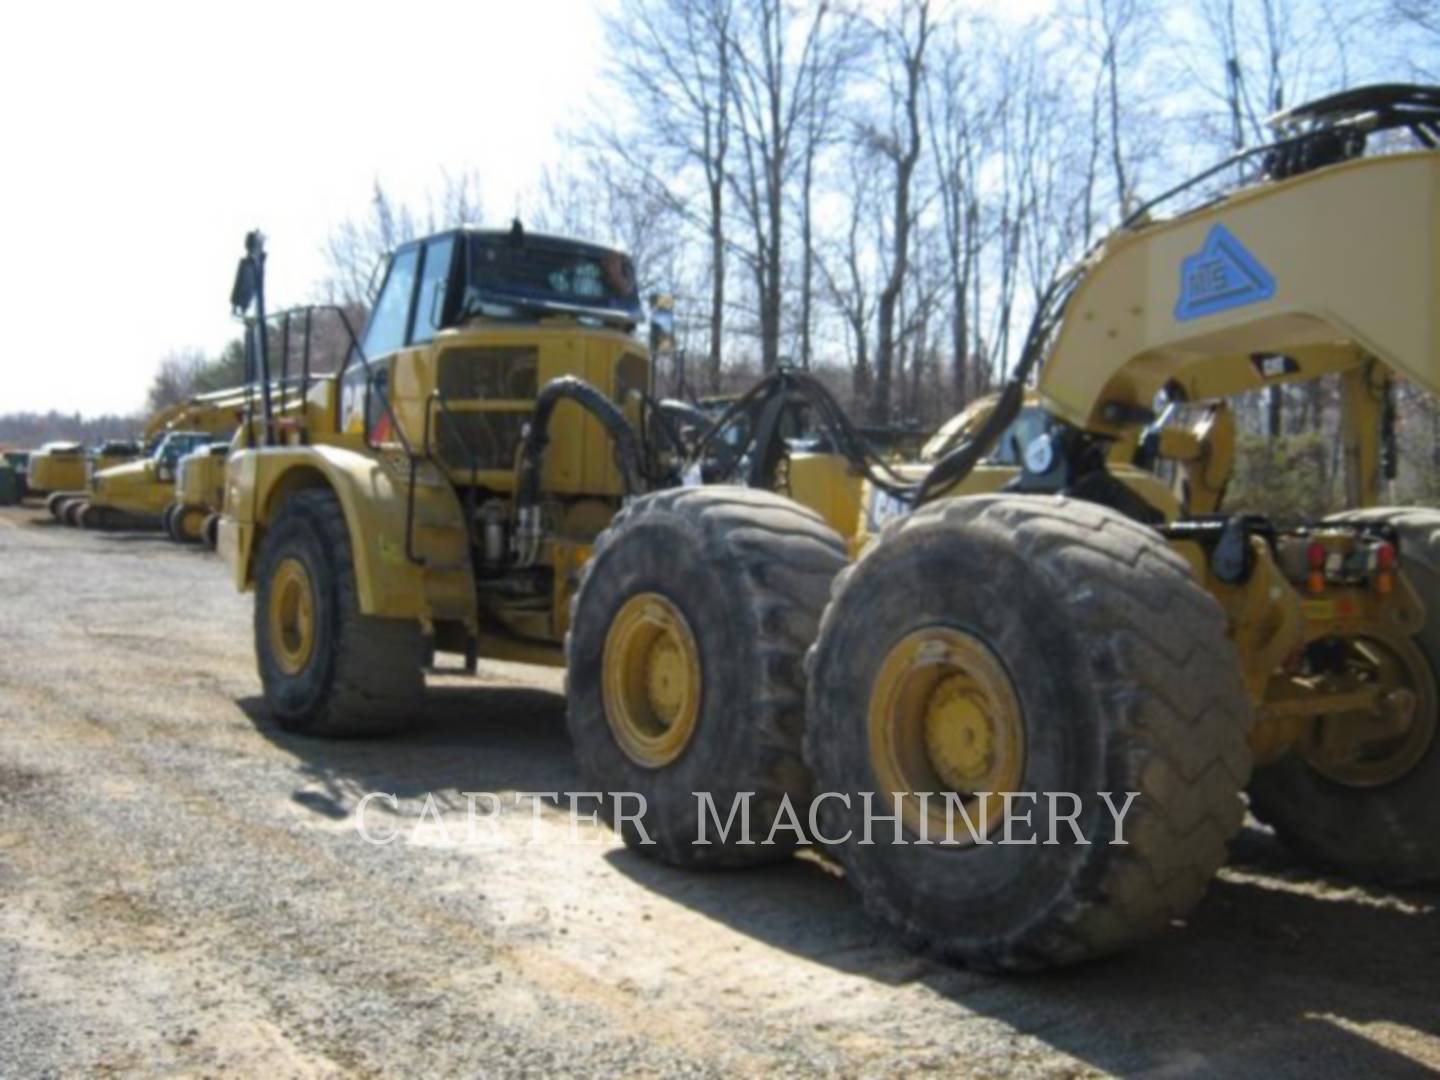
[1377, 0, 1440, 77]
[817, 145, 879, 402]
[1070, 0, 1158, 217]
[866, 0, 934, 423]
[321, 180, 419, 307]
[925, 16, 989, 407]
[598, 0, 737, 390]
[726, 0, 840, 372]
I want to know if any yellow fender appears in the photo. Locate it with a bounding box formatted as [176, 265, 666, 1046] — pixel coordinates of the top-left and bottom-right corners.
[220, 444, 476, 623]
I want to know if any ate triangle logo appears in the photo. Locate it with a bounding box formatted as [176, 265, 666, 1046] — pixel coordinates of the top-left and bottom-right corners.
[1174, 224, 1277, 321]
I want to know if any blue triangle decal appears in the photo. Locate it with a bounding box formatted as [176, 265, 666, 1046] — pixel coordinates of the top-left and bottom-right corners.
[1174, 224, 1276, 321]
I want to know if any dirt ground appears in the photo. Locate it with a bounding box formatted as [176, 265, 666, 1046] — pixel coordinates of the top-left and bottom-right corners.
[0, 502, 1437, 1078]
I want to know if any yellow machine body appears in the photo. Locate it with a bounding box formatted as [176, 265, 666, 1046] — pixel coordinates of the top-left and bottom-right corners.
[1040, 152, 1436, 436]
[221, 316, 645, 668]
[27, 443, 89, 494]
[775, 149, 1437, 774]
[176, 443, 231, 509]
[83, 389, 250, 518]
[788, 393, 1183, 549]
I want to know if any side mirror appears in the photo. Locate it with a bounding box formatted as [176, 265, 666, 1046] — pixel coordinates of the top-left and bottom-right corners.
[231, 230, 266, 315]
[230, 259, 257, 315]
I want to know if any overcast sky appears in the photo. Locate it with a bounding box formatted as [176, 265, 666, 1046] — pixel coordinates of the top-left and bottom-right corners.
[0, 0, 610, 416]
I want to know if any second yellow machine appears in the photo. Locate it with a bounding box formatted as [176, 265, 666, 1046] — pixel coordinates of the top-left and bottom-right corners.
[219, 85, 1440, 973]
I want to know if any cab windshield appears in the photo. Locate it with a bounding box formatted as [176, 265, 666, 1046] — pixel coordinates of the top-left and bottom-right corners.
[463, 236, 641, 325]
[153, 433, 212, 468]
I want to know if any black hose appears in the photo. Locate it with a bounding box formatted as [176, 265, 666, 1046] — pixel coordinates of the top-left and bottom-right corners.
[516, 377, 646, 508]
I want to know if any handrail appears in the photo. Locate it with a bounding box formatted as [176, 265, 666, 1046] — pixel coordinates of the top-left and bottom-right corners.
[429, 390, 481, 533]
[242, 303, 415, 459]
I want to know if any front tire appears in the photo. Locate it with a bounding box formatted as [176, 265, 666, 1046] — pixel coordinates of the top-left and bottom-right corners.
[566, 487, 846, 868]
[806, 495, 1254, 970]
[1248, 507, 1440, 884]
[254, 488, 425, 737]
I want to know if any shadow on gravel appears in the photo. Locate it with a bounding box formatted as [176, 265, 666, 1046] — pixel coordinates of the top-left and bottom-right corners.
[238, 685, 580, 820]
[610, 822, 1439, 1076]
[93, 532, 170, 545]
[237, 684, 1437, 1075]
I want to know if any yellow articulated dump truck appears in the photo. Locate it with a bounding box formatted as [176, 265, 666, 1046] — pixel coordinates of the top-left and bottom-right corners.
[33, 440, 141, 510]
[221, 85, 1440, 970]
[164, 440, 233, 547]
[59, 390, 247, 530]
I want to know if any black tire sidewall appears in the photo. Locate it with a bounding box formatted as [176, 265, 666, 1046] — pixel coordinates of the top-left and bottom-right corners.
[569, 504, 793, 859]
[254, 499, 344, 727]
[1249, 509, 1440, 881]
[809, 517, 1126, 947]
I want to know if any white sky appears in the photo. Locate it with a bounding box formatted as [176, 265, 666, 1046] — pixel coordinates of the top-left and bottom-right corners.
[0, 0, 610, 416]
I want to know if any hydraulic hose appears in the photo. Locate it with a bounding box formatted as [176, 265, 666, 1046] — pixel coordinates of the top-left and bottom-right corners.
[511, 377, 647, 567]
[516, 376, 646, 508]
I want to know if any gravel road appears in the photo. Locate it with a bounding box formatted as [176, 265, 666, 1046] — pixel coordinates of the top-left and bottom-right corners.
[1, 503, 1437, 1077]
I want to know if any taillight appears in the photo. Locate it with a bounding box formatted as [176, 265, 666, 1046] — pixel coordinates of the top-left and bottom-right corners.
[1374, 541, 1396, 595]
[1306, 541, 1326, 593]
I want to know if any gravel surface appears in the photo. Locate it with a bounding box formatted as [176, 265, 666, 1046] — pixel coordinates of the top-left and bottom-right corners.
[1, 503, 1437, 1077]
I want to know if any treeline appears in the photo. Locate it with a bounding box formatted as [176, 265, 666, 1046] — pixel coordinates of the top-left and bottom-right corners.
[11, 0, 1436, 513]
[548, 0, 1433, 428]
[0, 411, 146, 448]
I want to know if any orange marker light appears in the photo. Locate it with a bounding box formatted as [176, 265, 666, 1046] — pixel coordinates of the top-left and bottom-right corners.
[1306, 542, 1326, 593]
[1375, 542, 1396, 570]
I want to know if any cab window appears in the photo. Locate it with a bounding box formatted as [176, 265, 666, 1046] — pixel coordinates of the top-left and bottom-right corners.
[362, 247, 420, 360]
[985, 407, 1048, 466]
[410, 235, 456, 345]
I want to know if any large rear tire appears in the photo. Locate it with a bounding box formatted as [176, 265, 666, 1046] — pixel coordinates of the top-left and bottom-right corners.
[254, 488, 425, 737]
[805, 494, 1254, 971]
[566, 487, 847, 868]
[1248, 507, 1440, 884]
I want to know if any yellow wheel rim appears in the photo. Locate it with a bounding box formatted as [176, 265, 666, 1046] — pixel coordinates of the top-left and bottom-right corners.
[602, 592, 702, 768]
[1301, 632, 1438, 788]
[868, 626, 1025, 843]
[268, 557, 317, 676]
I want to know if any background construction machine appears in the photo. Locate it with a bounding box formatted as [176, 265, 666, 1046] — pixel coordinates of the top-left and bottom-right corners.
[54, 389, 246, 529]
[164, 440, 232, 546]
[221, 224, 701, 731]
[31, 440, 139, 508]
[0, 450, 27, 506]
[564, 83, 1440, 969]
[223, 84, 1439, 971]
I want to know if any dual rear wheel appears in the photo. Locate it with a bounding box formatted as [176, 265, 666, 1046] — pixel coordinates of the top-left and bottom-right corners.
[1247, 507, 1440, 884]
[567, 491, 1255, 968]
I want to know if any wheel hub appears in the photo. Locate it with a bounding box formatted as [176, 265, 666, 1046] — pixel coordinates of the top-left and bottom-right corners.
[924, 677, 997, 787]
[1301, 633, 1437, 788]
[269, 557, 316, 676]
[869, 627, 1026, 843]
[602, 592, 702, 768]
